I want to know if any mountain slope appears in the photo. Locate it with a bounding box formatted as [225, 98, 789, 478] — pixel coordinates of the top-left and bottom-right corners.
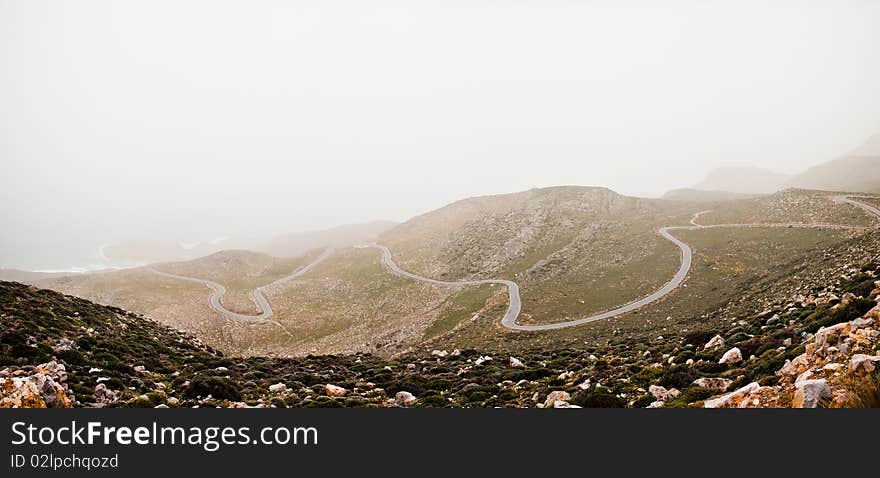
[380, 186, 698, 327]
[686, 133, 880, 196]
[787, 156, 880, 194]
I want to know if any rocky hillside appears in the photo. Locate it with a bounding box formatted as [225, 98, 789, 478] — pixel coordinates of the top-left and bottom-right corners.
[34, 187, 701, 355]
[3, 255, 878, 408]
[381, 186, 695, 326]
[787, 156, 880, 194]
[698, 189, 877, 227]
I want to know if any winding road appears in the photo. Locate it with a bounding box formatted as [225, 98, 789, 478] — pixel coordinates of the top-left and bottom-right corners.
[371, 195, 880, 331]
[148, 195, 879, 334]
[148, 248, 333, 323]
[842, 195, 880, 218]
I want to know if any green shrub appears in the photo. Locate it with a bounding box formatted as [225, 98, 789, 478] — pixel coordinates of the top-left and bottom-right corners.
[658, 365, 698, 389]
[667, 386, 716, 406]
[184, 376, 241, 401]
[570, 389, 626, 408]
[384, 376, 427, 396]
[681, 330, 717, 347]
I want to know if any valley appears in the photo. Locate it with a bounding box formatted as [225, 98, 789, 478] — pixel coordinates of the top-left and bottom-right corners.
[28, 187, 880, 361]
[5, 159, 880, 409]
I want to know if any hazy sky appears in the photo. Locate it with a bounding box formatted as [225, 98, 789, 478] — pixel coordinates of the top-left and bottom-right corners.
[2, 1, 880, 268]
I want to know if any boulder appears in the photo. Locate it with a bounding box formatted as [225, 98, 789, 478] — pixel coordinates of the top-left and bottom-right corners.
[778, 354, 811, 380]
[810, 323, 851, 357]
[648, 385, 669, 400]
[93, 383, 118, 404]
[704, 335, 725, 349]
[509, 357, 525, 368]
[35, 361, 67, 383]
[794, 370, 814, 385]
[850, 354, 880, 375]
[793, 379, 831, 408]
[704, 382, 760, 408]
[325, 384, 347, 397]
[552, 400, 581, 409]
[394, 391, 417, 406]
[719, 347, 743, 364]
[32, 373, 72, 408]
[544, 391, 571, 408]
[268, 383, 288, 393]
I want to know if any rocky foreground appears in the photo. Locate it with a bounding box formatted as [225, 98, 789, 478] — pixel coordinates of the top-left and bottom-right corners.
[1, 267, 878, 408]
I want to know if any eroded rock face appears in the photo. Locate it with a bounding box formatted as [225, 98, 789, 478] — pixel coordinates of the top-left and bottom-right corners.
[708, 303, 880, 408]
[793, 379, 832, 408]
[0, 377, 47, 408]
[0, 361, 73, 408]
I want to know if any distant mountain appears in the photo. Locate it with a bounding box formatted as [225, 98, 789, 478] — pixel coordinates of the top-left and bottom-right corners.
[661, 188, 758, 202]
[259, 221, 396, 258]
[683, 132, 880, 195]
[786, 133, 880, 193]
[692, 167, 790, 195]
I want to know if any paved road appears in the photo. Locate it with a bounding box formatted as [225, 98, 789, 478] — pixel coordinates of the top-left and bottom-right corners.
[840, 195, 880, 221]
[149, 248, 333, 321]
[365, 245, 523, 329]
[373, 196, 880, 331]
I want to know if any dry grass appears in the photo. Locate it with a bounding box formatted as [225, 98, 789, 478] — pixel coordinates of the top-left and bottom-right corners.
[840, 375, 880, 408]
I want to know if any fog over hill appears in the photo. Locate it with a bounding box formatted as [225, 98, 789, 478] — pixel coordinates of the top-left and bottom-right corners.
[259, 221, 397, 258]
[786, 133, 880, 193]
[687, 132, 880, 196]
[3, 2, 880, 272]
[692, 167, 791, 195]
